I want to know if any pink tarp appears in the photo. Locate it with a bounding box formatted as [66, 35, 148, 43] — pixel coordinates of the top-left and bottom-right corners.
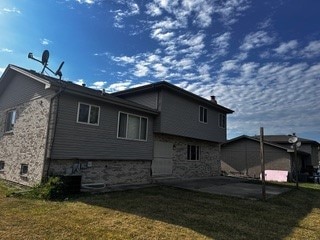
[261, 170, 288, 182]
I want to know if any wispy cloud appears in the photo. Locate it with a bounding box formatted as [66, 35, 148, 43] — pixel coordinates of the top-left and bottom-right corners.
[0, 48, 13, 53]
[76, 0, 96, 4]
[240, 30, 275, 51]
[89, 81, 107, 90]
[40, 38, 53, 45]
[110, 0, 140, 28]
[0, 67, 5, 75]
[273, 40, 298, 55]
[1, 7, 21, 14]
[105, 80, 132, 92]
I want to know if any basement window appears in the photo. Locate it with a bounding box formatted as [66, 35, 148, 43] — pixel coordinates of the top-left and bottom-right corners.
[0, 161, 4, 171]
[5, 110, 16, 132]
[20, 164, 28, 175]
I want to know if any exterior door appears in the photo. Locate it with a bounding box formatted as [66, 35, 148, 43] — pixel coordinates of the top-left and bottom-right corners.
[152, 141, 173, 176]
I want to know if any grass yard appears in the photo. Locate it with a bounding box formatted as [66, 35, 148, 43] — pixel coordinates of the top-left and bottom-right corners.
[0, 181, 319, 240]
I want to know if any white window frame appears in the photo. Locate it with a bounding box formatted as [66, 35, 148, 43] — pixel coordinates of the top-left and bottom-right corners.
[199, 106, 208, 124]
[187, 145, 200, 161]
[219, 113, 226, 129]
[76, 102, 100, 126]
[117, 111, 148, 141]
[5, 109, 17, 133]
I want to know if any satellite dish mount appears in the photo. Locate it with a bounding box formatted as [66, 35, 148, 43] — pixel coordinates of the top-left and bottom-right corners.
[28, 50, 64, 79]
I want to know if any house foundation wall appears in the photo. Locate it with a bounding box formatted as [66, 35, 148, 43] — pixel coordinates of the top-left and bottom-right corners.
[48, 159, 152, 185]
[154, 134, 221, 178]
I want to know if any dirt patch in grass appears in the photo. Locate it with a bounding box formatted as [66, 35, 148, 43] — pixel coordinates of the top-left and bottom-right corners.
[0, 180, 319, 239]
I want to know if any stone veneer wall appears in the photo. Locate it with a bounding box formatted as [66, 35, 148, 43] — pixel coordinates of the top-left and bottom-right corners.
[154, 133, 221, 178]
[0, 97, 51, 186]
[48, 159, 152, 185]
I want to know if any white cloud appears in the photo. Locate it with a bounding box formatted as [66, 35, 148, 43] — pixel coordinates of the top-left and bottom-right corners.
[111, 0, 140, 28]
[41, 38, 53, 45]
[146, 2, 162, 16]
[153, 63, 168, 78]
[0, 48, 13, 53]
[300, 40, 320, 58]
[73, 79, 85, 85]
[106, 80, 132, 92]
[1, 7, 21, 14]
[151, 29, 175, 41]
[214, 0, 251, 25]
[134, 63, 149, 77]
[274, 40, 298, 54]
[240, 31, 275, 51]
[212, 32, 231, 57]
[76, 0, 96, 4]
[89, 81, 107, 90]
[112, 55, 136, 64]
[221, 60, 238, 72]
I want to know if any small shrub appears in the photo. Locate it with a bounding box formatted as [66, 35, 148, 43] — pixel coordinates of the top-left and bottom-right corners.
[10, 177, 64, 200]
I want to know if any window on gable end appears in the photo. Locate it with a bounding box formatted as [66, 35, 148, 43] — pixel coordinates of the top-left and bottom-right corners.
[219, 113, 226, 128]
[5, 110, 16, 133]
[199, 106, 207, 123]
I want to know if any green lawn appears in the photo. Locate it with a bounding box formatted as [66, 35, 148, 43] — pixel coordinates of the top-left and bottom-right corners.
[0, 180, 319, 240]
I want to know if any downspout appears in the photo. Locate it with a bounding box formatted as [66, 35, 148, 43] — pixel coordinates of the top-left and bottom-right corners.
[42, 84, 65, 181]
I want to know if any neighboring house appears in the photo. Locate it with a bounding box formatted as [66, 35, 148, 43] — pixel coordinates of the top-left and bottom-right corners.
[0, 65, 233, 186]
[221, 135, 317, 181]
[256, 135, 320, 169]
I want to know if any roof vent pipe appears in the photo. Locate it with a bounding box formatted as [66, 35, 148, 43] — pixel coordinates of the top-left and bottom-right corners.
[82, 83, 86, 87]
[210, 95, 217, 104]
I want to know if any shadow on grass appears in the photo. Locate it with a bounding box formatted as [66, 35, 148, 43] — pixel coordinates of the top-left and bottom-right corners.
[77, 183, 320, 240]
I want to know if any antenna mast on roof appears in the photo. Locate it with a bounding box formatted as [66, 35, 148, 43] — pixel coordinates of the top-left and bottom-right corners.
[28, 50, 64, 79]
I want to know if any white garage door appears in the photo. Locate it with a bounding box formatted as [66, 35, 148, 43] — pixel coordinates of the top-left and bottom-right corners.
[152, 141, 173, 176]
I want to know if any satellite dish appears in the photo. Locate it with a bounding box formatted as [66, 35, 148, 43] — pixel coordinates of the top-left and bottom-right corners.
[288, 136, 298, 144]
[28, 50, 64, 79]
[296, 141, 301, 148]
[41, 50, 50, 65]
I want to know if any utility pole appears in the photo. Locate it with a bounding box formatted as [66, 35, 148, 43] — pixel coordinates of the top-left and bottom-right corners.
[260, 127, 266, 200]
[288, 133, 300, 189]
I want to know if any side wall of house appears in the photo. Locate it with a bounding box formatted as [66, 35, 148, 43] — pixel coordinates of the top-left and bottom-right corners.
[50, 93, 154, 160]
[221, 139, 291, 178]
[46, 92, 154, 185]
[0, 74, 53, 186]
[154, 134, 221, 178]
[158, 89, 227, 143]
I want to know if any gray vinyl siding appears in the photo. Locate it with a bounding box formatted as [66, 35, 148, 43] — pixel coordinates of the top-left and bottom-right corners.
[0, 74, 54, 110]
[221, 139, 291, 177]
[156, 89, 226, 142]
[51, 93, 154, 160]
[120, 91, 159, 110]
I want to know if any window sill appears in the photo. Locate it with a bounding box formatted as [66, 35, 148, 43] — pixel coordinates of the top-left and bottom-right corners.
[76, 121, 100, 127]
[117, 136, 147, 142]
[4, 131, 14, 135]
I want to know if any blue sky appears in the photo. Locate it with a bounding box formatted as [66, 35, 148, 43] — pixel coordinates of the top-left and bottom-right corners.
[1, 0, 320, 142]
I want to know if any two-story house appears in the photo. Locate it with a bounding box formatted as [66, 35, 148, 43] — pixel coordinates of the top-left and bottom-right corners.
[0, 65, 233, 187]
